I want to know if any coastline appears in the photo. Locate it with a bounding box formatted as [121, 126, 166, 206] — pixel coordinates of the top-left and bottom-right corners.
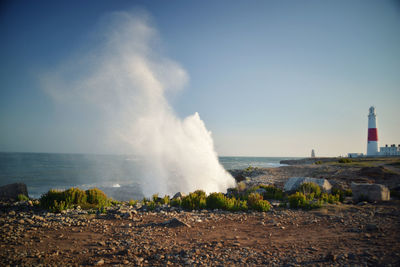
[1, 157, 400, 266]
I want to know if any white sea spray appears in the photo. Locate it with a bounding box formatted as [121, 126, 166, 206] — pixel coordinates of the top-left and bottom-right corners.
[40, 10, 236, 196]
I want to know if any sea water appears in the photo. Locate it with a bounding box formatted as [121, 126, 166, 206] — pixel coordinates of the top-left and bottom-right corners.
[0, 152, 297, 200]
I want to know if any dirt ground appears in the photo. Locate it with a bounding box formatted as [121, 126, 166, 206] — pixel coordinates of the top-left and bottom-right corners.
[1, 200, 400, 266]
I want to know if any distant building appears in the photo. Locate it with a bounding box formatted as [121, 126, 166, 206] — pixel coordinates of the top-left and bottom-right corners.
[379, 144, 400, 156]
[311, 149, 315, 158]
[346, 106, 399, 158]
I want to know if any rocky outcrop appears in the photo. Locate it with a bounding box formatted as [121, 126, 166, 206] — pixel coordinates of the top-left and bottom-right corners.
[280, 158, 337, 165]
[351, 183, 390, 202]
[0, 183, 28, 201]
[283, 177, 332, 193]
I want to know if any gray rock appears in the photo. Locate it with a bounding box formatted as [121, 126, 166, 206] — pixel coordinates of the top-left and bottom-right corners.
[351, 182, 390, 202]
[173, 192, 186, 199]
[0, 183, 28, 201]
[283, 177, 332, 192]
[160, 218, 190, 228]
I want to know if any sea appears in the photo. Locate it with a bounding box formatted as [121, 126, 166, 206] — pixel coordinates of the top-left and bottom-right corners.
[0, 152, 298, 200]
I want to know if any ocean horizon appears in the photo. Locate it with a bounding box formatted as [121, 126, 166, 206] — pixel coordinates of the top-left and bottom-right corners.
[0, 152, 299, 200]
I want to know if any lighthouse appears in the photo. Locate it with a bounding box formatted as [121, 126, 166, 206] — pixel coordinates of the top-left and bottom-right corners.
[367, 106, 379, 156]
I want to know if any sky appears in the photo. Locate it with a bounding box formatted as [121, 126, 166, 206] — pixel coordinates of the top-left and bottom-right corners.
[1, 0, 399, 157]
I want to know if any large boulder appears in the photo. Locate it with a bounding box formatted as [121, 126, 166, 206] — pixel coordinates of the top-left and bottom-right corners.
[351, 182, 390, 202]
[0, 183, 29, 201]
[284, 177, 332, 193]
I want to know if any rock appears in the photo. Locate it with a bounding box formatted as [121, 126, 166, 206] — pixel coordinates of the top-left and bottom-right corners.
[326, 252, 337, 261]
[0, 183, 28, 201]
[283, 177, 332, 192]
[351, 182, 390, 202]
[366, 223, 379, 232]
[172, 192, 186, 199]
[160, 218, 190, 228]
[255, 188, 266, 195]
[95, 259, 104, 265]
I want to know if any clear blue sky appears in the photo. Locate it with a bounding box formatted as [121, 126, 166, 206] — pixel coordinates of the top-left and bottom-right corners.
[1, 0, 399, 157]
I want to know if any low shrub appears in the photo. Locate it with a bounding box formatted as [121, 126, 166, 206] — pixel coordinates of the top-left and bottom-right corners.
[64, 187, 87, 205]
[345, 189, 352, 197]
[17, 194, 29, 201]
[288, 192, 307, 209]
[315, 161, 323, 165]
[338, 158, 352, 163]
[40, 187, 111, 212]
[160, 195, 170, 205]
[250, 199, 271, 212]
[147, 200, 157, 210]
[247, 193, 271, 212]
[51, 200, 68, 213]
[86, 188, 110, 207]
[206, 192, 226, 210]
[298, 182, 321, 199]
[244, 165, 255, 172]
[288, 192, 322, 209]
[331, 188, 352, 202]
[128, 199, 138, 206]
[258, 185, 284, 200]
[320, 193, 340, 204]
[170, 197, 182, 207]
[205, 192, 248, 211]
[40, 189, 66, 210]
[230, 198, 248, 211]
[181, 190, 206, 210]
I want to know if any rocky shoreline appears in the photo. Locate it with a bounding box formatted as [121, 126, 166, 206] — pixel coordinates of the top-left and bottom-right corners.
[1, 158, 400, 266]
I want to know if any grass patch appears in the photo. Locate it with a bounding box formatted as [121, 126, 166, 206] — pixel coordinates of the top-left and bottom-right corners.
[338, 158, 352, 163]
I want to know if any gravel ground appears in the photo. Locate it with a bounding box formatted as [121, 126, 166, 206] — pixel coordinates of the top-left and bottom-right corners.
[1, 200, 400, 266]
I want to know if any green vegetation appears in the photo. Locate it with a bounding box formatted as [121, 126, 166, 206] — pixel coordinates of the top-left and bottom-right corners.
[315, 161, 323, 165]
[338, 158, 352, 163]
[40, 180, 350, 214]
[181, 190, 207, 210]
[247, 193, 271, 212]
[288, 192, 322, 209]
[259, 185, 284, 200]
[128, 199, 138, 206]
[40, 187, 111, 213]
[244, 165, 255, 172]
[170, 197, 182, 207]
[205, 192, 248, 211]
[86, 188, 110, 207]
[286, 182, 349, 209]
[331, 188, 352, 202]
[17, 194, 29, 201]
[298, 182, 321, 199]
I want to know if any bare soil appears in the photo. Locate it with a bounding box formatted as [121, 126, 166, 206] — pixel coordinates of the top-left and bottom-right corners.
[1, 201, 400, 266]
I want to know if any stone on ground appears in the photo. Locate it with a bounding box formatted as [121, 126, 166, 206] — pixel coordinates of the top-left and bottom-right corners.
[284, 177, 332, 192]
[351, 182, 390, 202]
[0, 183, 28, 201]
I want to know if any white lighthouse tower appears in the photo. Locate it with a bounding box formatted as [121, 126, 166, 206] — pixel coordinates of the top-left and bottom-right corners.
[367, 106, 379, 156]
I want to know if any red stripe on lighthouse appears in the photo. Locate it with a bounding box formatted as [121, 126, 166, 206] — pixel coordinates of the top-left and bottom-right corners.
[368, 128, 378, 141]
